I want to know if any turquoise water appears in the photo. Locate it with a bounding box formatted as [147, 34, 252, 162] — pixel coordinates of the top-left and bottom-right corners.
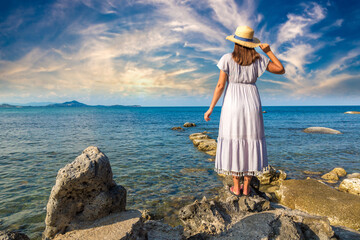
[0, 106, 359, 239]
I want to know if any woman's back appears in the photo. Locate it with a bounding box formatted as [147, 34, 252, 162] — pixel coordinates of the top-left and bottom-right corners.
[217, 53, 270, 84]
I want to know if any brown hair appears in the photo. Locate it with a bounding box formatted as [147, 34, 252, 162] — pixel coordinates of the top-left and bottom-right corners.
[232, 43, 260, 66]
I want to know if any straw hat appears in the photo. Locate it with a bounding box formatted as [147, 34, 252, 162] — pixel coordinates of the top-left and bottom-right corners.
[226, 26, 261, 48]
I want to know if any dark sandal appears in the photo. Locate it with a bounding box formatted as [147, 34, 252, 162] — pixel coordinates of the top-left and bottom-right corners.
[228, 186, 241, 197]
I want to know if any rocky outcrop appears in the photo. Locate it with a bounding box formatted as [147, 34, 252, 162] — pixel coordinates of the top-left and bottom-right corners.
[171, 126, 184, 131]
[303, 127, 342, 134]
[189, 132, 217, 156]
[275, 178, 360, 230]
[256, 165, 287, 185]
[339, 178, 360, 196]
[43, 146, 127, 239]
[344, 111, 360, 114]
[183, 122, 196, 127]
[178, 183, 340, 240]
[0, 231, 30, 240]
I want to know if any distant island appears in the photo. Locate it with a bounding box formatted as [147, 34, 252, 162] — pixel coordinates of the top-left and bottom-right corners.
[0, 100, 141, 108]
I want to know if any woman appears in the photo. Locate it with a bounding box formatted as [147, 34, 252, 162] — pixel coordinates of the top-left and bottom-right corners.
[204, 26, 285, 197]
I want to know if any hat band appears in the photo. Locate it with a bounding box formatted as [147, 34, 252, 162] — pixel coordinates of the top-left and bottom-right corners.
[234, 35, 253, 42]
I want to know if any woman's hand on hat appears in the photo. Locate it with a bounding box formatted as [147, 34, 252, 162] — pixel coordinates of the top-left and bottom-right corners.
[204, 108, 213, 122]
[259, 43, 271, 53]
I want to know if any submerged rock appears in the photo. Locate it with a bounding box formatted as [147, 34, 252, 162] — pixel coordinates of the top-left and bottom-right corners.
[275, 178, 360, 230]
[303, 170, 322, 175]
[44, 146, 127, 239]
[0, 231, 30, 240]
[346, 172, 360, 179]
[303, 127, 342, 134]
[183, 122, 196, 127]
[339, 178, 360, 196]
[171, 126, 184, 131]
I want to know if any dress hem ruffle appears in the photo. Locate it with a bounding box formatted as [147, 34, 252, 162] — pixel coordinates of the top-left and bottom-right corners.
[214, 165, 270, 177]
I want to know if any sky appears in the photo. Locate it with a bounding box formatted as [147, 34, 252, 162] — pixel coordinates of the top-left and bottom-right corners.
[0, 0, 359, 106]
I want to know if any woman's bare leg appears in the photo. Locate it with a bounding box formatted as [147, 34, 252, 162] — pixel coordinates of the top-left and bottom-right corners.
[243, 175, 252, 195]
[232, 175, 241, 195]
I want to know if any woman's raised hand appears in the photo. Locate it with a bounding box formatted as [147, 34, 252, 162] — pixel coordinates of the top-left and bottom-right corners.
[259, 43, 271, 53]
[204, 108, 213, 122]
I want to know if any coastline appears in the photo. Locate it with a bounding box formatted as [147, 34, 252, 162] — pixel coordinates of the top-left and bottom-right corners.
[1, 107, 360, 239]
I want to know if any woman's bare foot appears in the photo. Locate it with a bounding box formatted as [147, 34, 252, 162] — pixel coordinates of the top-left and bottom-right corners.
[230, 186, 241, 195]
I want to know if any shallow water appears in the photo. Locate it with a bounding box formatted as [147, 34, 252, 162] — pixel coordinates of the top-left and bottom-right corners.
[0, 106, 359, 239]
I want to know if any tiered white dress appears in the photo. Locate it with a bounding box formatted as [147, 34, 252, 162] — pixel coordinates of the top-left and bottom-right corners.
[214, 53, 270, 177]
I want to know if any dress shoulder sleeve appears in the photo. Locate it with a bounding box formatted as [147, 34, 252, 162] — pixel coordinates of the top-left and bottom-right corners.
[216, 53, 230, 75]
[256, 54, 270, 77]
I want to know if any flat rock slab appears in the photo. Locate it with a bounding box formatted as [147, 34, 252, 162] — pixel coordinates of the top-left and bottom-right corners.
[275, 179, 360, 230]
[53, 210, 142, 240]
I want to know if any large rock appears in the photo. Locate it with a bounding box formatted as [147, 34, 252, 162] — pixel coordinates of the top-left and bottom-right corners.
[52, 210, 142, 240]
[303, 127, 342, 134]
[339, 178, 360, 196]
[275, 179, 360, 230]
[44, 146, 127, 239]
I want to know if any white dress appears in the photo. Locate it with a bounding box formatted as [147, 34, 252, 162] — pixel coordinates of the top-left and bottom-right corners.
[214, 53, 270, 177]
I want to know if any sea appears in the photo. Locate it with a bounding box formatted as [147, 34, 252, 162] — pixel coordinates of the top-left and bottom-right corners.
[0, 105, 359, 239]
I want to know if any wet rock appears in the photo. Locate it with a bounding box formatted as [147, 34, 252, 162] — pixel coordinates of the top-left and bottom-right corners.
[321, 167, 347, 181]
[207, 158, 215, 162]
[321, 172, 339, 181]
[189, 132, 217, 156]
[205, 150, 216, 156]
[339, 178, 360, 196]
[197, 139, 217, 151]
[0, 231, 30, 240]
[303, 127, 342, 134]
[44, 146, 127, 239]
[344, 111, 360, 114]
[184, 122, 196, 127]
[275, 178, 360, 230]
[171, 126, 184, 131]
[330, 167, 347, 177]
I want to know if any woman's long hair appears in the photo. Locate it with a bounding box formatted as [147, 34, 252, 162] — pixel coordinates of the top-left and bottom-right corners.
[232, 43, 260, 66]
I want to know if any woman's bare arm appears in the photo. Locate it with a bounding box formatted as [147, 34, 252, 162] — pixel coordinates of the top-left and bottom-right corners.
[204, 70, 227, 121]
[259, 43, 285, 74]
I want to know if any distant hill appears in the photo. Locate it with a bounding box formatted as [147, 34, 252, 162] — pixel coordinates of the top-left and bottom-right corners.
[47, 100, 88, 107]
[0, 103, 23, 108]
[0, 100, 141, 108]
